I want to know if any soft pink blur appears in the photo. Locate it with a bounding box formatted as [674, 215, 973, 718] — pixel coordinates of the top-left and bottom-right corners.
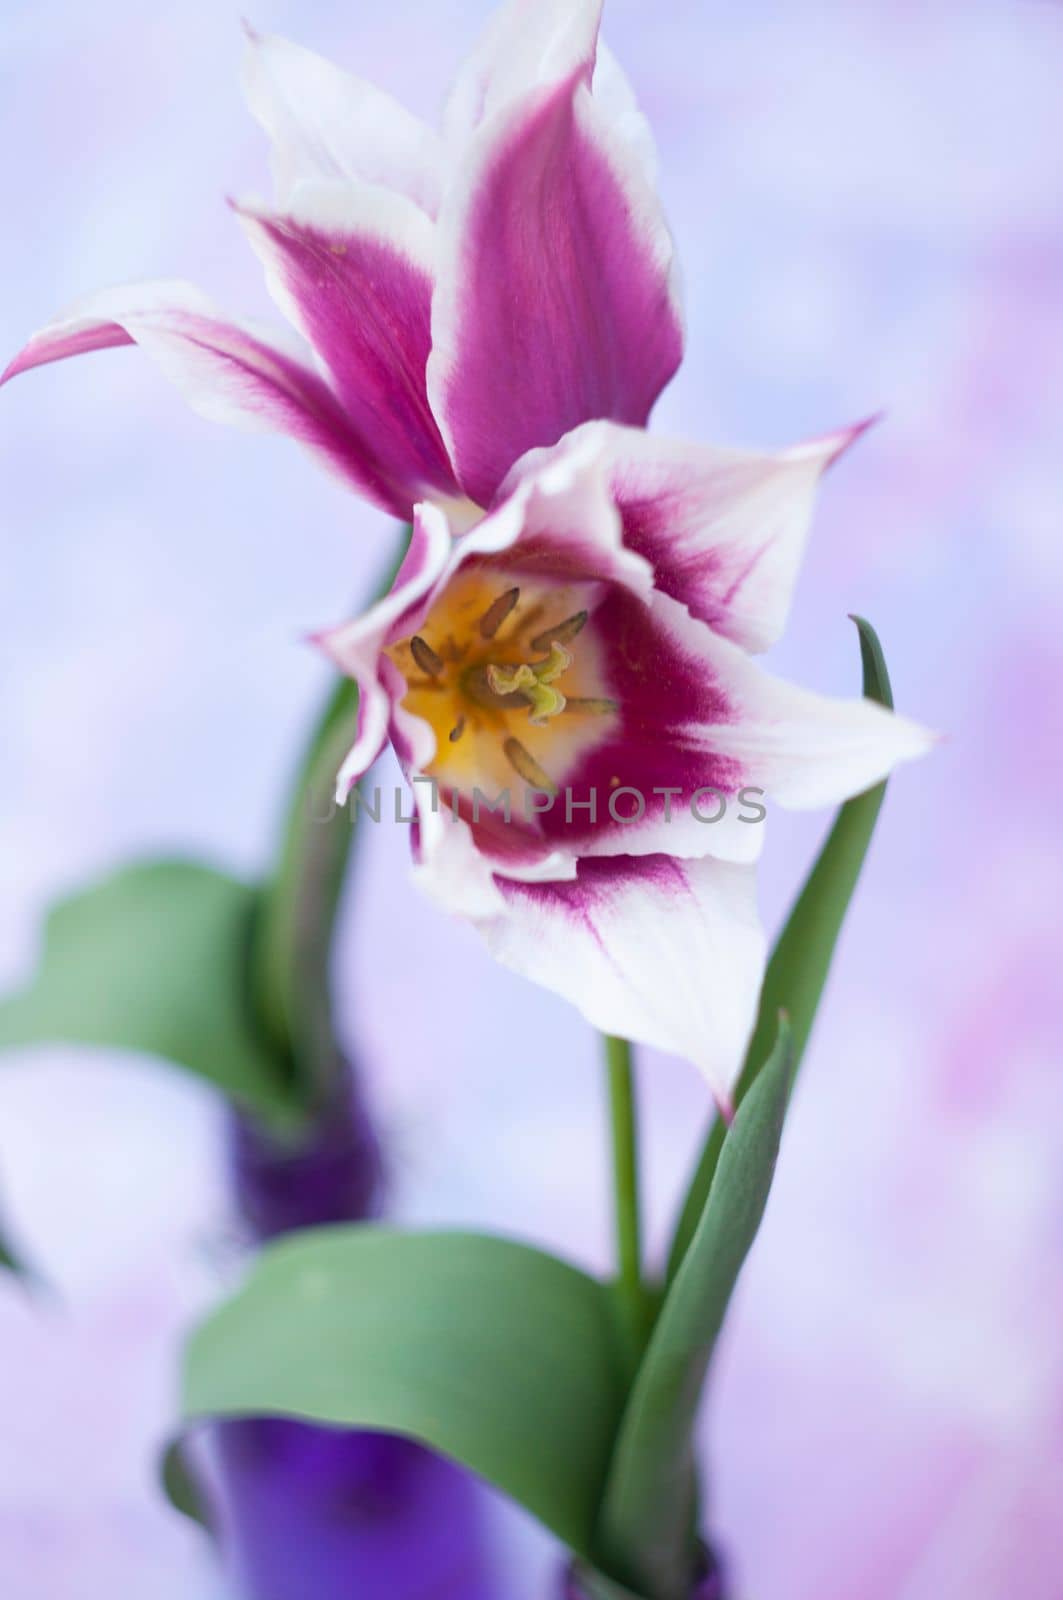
[0, 3, 1060, 1598]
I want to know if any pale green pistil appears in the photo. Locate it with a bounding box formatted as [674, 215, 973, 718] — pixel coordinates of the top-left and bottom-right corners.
[487, 641, 572, 725]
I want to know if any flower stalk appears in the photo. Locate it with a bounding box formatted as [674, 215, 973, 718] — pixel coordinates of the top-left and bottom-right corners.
[249, 672, 362, 1106]
[605, 1034, 651, 1366]
[249, 528, 409, 1110]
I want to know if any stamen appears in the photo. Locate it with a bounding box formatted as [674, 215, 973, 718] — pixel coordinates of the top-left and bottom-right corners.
[503, 737, 558, 796]
[410, 635, 445, 678]
[529, 610, 588, 653]
[562, 696, 619, 716]
[449, 715, 466, 743]
[479, 587, 520, 639]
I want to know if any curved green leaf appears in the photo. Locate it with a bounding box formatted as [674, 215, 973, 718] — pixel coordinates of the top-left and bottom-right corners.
[181, 1226, 627, 1560]
[0, 859, 300, 1127]
[666, 616, 895, 1281]
[598, 1022, 793, 1599]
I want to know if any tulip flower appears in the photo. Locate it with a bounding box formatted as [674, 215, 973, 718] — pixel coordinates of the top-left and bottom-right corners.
[0, 0, 933, 1106]
[1, 0, 681, 521]
[319, 424, 933, 1106]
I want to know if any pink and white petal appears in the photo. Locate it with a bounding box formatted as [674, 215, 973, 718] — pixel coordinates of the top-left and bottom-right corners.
[534, 587, 932, 862]
[708, 644, 937, 809]
[592, 42, 659, 186]
[481, 854, 766, 1110]
[405, 749, 581, 922]
[456, 424, 653, 598]
[333, 433, 651, 834]
[380, 428, 651, 674]
[242, 26, 443, 216]
[428, 74, 683, 508]
[409, 805, 576, 923]
[444, 6, 657, 184]
[442, 0, 602, 145]
[594, 418, 873, 653]
[413, 809, 508, 921]
[317, 503, 452, 797]
[236, 182, 459, 509]
[0, 280, 401, 510]
[652, 595, 937, 810]
[397, 734, 579, 917]
[532, 583, 759, 867]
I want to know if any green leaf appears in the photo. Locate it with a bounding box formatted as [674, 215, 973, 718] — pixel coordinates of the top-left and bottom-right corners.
[181, 1226, 627, 1560]
[666, 615, 895, 1282]
[597, 1022, 793, 1599]
[0, 859, 300, 1127]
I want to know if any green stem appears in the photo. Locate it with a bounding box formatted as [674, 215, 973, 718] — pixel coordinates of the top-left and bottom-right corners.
[605, 1034, 649, 1363]
[249, 530, 410, 1111]
[250, 675, 361, 1107]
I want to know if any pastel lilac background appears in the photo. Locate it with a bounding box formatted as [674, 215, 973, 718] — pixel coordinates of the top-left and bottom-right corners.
[1, 2, 1060, 1597]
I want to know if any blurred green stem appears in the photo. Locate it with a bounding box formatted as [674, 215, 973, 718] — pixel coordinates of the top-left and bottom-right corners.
[250, 531, 410, 1111]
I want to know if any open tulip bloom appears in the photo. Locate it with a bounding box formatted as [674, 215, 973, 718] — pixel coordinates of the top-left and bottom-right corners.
[320, 422, 930, 1106]
[1, 2, 937, 1598]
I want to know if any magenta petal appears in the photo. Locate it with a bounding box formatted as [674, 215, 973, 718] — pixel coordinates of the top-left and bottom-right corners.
[601, 420, 877, 652]
[2, 320, 135, 372]
[1, 281, 405, 512]
[238, 188, 459, 512]
[532, 583, 748, 862]
[429, 73, 683, 506]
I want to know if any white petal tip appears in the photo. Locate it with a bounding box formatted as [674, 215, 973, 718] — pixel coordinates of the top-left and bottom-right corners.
[307, 625, 345, 664]
[226, 194, 266, 222]
[824, 412, 884, 465]
[884, 712, 941, 767]
[790, 413, 884, 471]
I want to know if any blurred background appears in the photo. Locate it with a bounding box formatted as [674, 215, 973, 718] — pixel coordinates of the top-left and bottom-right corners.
[1, 2, 1060, 1596]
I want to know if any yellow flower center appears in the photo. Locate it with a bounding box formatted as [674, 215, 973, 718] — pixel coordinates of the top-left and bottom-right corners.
[386, 569, 618, 799]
